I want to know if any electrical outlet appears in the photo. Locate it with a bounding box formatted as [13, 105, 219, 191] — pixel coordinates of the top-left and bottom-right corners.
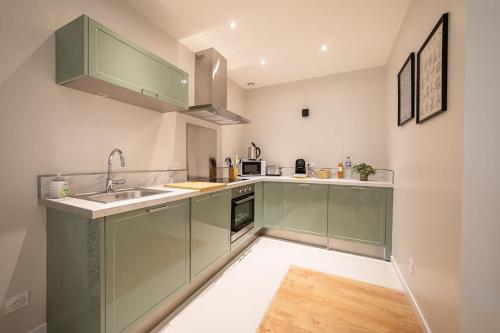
[408, 258, 414, 274]
[168, 161, 178, 170]
[3, 290, 29, 315]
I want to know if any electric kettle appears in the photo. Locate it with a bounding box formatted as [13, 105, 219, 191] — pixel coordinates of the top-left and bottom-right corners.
[247, 142, 261, 160]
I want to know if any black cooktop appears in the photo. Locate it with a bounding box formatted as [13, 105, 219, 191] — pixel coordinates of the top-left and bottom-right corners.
[191, 178, 249, 184]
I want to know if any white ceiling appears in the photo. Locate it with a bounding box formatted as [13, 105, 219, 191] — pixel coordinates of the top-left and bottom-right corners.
[126, 0, 410, 89]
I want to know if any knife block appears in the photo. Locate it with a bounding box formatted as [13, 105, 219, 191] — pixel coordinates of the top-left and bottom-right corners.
[229, 167, 238, 180]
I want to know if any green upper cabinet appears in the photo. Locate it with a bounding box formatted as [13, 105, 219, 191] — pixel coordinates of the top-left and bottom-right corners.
[191, 190, 231, 279]
[282, 183, 328, 236]
[328, 186, 387, 245]
[263, 182, 283, 229]
[253, 182, 263, 234]
[56, 15, 188, 112]
[105, 200, 190, 333]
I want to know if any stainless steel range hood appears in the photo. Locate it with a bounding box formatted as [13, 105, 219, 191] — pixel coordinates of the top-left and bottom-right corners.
[182, 48, 250, 125]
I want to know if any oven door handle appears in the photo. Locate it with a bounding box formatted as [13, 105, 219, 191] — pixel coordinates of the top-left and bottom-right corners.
[233, 195, 255, 205]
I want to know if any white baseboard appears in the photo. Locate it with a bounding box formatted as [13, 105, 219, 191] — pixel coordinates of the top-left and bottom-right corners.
[391, 256, 431, 333]
[28, 323, 46, 333]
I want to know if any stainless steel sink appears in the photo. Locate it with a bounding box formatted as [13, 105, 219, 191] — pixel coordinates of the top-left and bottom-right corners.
[75, 188, 169, 204]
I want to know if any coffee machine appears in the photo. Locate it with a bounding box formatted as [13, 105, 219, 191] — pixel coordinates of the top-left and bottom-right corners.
[294, 159, 307, 178]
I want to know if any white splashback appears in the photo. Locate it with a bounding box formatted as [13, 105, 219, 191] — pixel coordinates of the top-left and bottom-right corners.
[38, 170, 187, 199]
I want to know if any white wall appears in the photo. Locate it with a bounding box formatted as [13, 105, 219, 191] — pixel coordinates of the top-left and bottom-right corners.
[0, 1, 244, 332]
[460, 1, 500, 331]
[241, 67, 388, 169]
[385, 0, 466, 332]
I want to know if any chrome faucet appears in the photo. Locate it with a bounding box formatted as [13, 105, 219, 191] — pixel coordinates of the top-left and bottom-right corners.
[105, 149, 126, 193]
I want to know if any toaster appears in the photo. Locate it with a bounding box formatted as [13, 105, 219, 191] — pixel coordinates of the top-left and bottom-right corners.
[266, 164, 282, 176]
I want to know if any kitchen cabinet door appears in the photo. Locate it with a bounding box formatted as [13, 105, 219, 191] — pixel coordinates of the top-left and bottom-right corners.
[140, 50, 188, 107]
[329, 186, 387, 245]
[56, 15, 188, 112]
[253, 182, 263, 234]
[46, 210, 105, 333]
[88, 18, 188, 108]
[282, 183, 328, 236]
[105, 200, 190, 333]
[191, 190, 231, 278]
[87, 18, 143, 94]
[263, 182, 283, 228]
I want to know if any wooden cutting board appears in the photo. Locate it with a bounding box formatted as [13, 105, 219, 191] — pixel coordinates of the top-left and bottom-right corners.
[163, 182, 227, 192]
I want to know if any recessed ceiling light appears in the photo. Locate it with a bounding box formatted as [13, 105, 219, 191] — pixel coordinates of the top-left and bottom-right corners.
[247, 82, 255, 87]
[321, 44, 328, 51]
[260, 59, 267, 65]
[229, 21, 237, 29]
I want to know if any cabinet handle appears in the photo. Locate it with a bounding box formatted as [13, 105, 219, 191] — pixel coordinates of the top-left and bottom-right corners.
[147, 205, 170, 213]
[141, 88, 159, 99]
[195, 192, 224, 202]
[234, 195, 255, 205]
[298, 184, 310, 187]
[350, 186, 366, 190]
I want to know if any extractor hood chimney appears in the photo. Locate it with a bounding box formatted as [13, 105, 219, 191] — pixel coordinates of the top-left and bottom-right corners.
[182, 48, 250, 125]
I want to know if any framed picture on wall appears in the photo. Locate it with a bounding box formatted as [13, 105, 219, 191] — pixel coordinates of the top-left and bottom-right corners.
[398, 53, 415, 126]
[417, 13, 449, 123]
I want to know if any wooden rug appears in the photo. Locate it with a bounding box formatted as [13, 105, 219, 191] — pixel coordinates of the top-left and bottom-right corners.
[257, 266, 422, 333]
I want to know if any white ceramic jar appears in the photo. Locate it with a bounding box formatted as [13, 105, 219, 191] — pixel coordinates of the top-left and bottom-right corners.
[49, 174, 69, 199]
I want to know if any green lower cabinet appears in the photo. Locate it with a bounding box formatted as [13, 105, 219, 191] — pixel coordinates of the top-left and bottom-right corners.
[253, 182, 263, 234]
[384, 189, 394, 260]
[47, 209, 105, 333]
[282, 183, 328, 236]
[328, 186, 387, 245]
[46, 199, 190, 333]
[191, 190, 231, 278]
[263, 182, 283, 228]
[105, 200, 190, 333]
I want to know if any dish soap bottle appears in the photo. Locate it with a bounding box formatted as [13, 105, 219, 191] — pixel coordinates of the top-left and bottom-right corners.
[345, 156, 352, 179]
[49, 174, 70, 199]
[337, 160, 344, 179]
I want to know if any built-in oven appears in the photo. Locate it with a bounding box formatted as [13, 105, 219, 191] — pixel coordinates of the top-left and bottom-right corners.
[231, 184, 255, 243]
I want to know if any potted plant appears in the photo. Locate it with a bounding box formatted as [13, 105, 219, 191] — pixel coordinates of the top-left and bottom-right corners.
[353, 163, 376, 181]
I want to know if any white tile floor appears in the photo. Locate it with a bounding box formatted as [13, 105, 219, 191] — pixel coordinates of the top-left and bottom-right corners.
[158, 237, 402, 333]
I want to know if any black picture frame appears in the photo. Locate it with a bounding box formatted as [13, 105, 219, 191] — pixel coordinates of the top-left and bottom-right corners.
[398, 53, 415, 126]
[416, 13, 449, 124]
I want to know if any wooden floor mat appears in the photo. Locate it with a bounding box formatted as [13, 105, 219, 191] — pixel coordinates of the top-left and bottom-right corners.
[258, 266, 422, 333]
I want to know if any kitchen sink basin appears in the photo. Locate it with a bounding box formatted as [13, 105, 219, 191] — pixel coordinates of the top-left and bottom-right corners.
[75, 188, 169, 204]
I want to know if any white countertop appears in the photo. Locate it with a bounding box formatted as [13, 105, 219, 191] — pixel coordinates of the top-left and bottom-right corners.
[39, 176, 392, 219]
